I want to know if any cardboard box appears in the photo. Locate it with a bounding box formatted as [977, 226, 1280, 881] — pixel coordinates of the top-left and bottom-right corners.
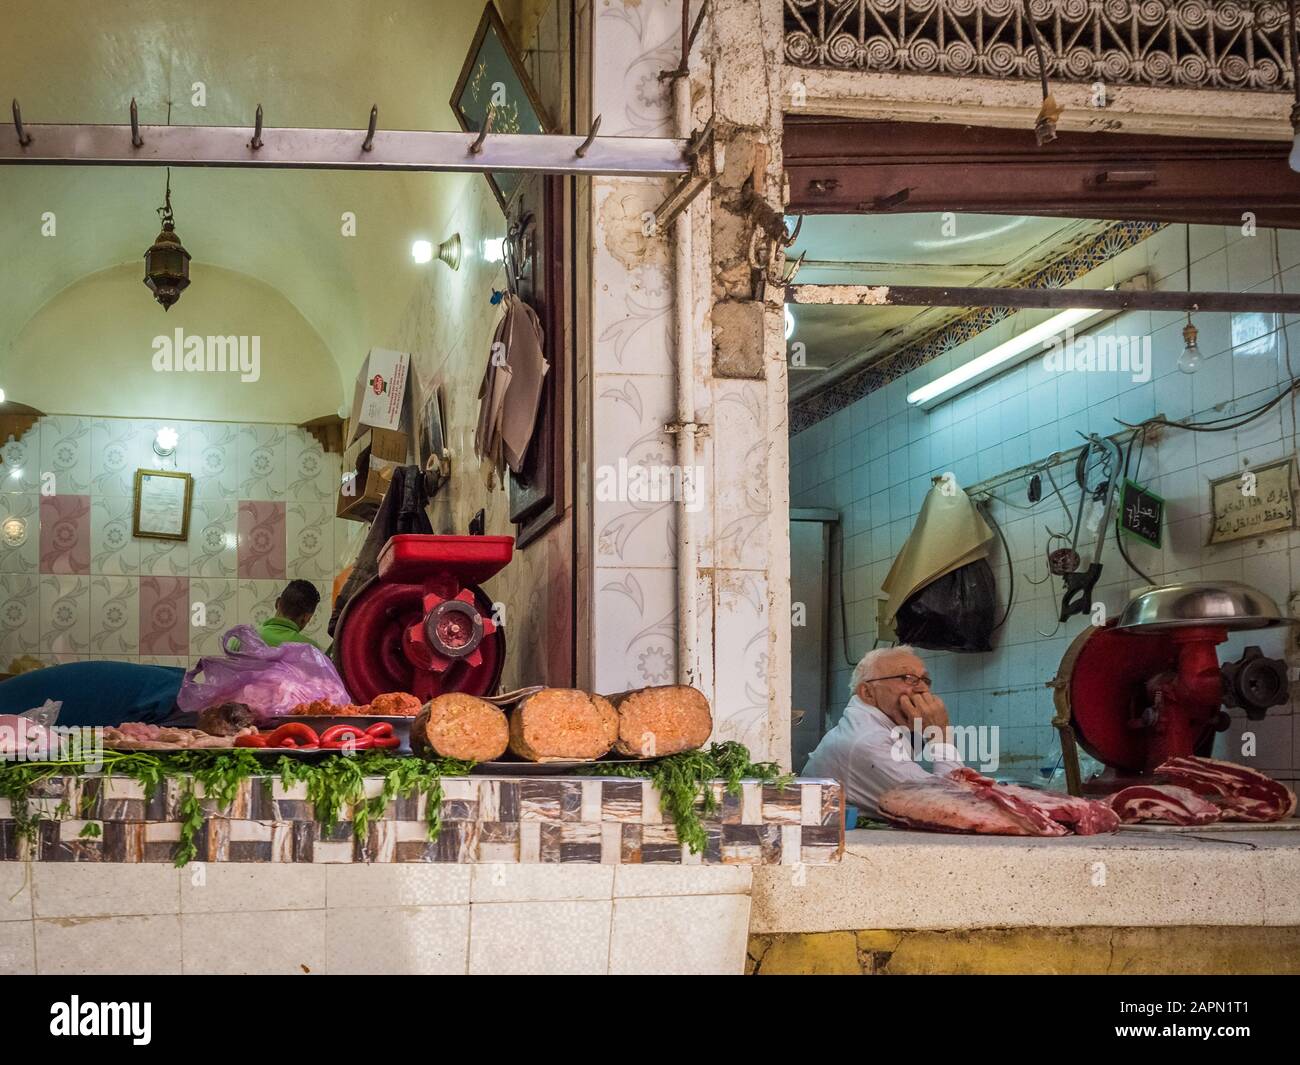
[346, 348, 412, 448]
[336, 426, 409, 522]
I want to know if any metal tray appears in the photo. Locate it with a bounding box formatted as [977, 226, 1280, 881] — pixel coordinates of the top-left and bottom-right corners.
[471, 755, 658, 776]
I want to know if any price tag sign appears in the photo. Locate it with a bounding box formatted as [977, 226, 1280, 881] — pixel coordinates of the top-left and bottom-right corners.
[1118, 478, 1163, 548]
[1209, 457, 1298, 545]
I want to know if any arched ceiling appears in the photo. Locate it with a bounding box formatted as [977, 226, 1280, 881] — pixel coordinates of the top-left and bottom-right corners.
[1, 0, 511, 401]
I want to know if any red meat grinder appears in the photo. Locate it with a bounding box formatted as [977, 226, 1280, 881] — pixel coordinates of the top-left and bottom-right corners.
[1050, 581, 1291, 796]
[332, 534, 513, 703]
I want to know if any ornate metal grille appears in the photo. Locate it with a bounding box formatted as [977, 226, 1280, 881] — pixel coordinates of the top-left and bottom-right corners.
[785, 1, 1297, 92]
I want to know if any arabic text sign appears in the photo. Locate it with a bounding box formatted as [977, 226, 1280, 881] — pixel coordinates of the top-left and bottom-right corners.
[1209, 458, 1297, 545]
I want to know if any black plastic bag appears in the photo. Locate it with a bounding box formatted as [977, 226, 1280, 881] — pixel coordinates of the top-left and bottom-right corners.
[894, 558, 996, 653]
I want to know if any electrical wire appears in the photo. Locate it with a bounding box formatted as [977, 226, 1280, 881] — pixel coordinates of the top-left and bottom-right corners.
[977, 499, 1015, 632]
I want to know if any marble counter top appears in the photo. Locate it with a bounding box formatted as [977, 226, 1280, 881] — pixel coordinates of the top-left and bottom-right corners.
[0, 773, 845, 867]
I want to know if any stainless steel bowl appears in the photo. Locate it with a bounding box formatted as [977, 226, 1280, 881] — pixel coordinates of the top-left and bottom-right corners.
[1116, 580, 1289, 631]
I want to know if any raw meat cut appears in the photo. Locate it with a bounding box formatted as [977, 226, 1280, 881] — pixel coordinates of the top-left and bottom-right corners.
[1155, 756, 1296, 823]
[994, 781, 1121, 835]
[879, 768, 1118, 837]
[411, 693, 509, 762]
[879, 777, 1067, 836]
[602, 684, 713, 757]
[509, 689, 618, 762]
[1108, 784, 1222, 826]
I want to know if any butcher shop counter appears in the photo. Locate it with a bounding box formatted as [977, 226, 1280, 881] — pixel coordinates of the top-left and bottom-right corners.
[746, 824, 1300, 974]
[0, 772, 843, 976]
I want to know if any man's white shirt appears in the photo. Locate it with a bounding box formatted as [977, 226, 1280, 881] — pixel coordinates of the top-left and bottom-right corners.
[802, 694, 965, 818]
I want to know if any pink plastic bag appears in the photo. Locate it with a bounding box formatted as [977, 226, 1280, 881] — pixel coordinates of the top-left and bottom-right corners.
[178, 625, 352, 721]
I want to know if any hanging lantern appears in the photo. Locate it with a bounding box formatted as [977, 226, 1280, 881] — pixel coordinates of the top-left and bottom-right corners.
[143, 170, 191, 311]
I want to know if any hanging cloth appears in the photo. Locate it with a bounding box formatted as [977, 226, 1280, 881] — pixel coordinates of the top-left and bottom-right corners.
[474, 294, 548, 486]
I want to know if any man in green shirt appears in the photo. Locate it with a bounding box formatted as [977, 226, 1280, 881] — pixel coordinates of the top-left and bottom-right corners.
[257, 580, 323, 650]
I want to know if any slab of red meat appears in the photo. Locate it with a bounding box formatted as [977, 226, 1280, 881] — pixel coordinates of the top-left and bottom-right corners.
[879, 767, 1118, 836]
[1155, 756, 1297, 823]
[878, 776, 1068, 836]
[1108, 784, 1222, 826]
[994, 781, 1122, 835]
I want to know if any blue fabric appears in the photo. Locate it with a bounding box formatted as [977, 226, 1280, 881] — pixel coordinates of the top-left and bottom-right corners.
[0, 662, 185, 728]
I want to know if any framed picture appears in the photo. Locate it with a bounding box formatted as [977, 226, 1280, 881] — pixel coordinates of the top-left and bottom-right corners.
[449, 2, 552, 215]
[133, 469, 194, 541]
[1208, 456, 1298, 545]
[418, 381, 450, 496]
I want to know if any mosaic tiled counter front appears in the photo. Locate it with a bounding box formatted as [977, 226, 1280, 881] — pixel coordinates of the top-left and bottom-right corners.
[0, 775, 845, 866]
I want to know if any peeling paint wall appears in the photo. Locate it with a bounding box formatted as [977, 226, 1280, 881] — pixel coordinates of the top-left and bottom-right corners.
[587, 0, 793, 763]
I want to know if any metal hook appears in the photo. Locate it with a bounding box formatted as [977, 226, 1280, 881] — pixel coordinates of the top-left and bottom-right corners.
[575, 113, 601, 158]
[11, 99, 31, 147]
[249, 104, 263, 150]
[362, 104, 378, 152]
[781, 249, 807, 285]
[782, 214, 804, 247]
[129, 98, 143, 148]
[469, 106, 494, 155]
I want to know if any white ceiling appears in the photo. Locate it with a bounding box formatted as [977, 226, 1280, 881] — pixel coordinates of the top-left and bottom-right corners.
[0, 0, 501, 395]
[786, 213, 1100, 397]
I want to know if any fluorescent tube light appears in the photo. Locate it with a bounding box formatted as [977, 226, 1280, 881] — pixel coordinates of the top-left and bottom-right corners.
[906, 286, 1122, 409]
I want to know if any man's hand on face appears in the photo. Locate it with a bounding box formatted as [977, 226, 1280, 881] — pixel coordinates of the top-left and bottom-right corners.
[899, 691, 949, 731]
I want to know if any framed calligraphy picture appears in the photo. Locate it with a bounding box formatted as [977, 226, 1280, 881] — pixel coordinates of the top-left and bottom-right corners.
[450, 2, 552, 215]
[1208, 457, 1298, 545]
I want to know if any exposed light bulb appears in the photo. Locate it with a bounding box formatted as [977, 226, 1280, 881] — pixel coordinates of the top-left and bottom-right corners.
[481, 237, 505, 263]
[0, 387, 6, 403]
[1178, 320, 1202, 375]
[411, 240, 433, 264]
[153, 426, 179, 456]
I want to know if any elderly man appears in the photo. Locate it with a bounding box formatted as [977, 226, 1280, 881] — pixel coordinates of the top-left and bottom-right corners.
[803, 645, 964, 818]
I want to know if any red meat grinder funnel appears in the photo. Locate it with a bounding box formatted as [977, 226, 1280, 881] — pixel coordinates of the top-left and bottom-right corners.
[334, 534, 513, 703]
[1051, 581, 1290, 792]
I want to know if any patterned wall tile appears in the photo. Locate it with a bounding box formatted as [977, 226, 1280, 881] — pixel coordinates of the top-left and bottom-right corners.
[0, 574, 40, 658]
[138, 535, 188, 578]
[712, 380, 770, 572]
[90, 419, 155, 497]
[238, 425, 287, 500]
[712, 573, 770, 759]
[593, 374, 677, 567]
[139, 576, 189, 656]
[188, 500, 238, 579]
[238, 501, 286, 580]
[39, 575, 91, 656]
[0, 495, 38, 574]
[285, 428, 336, 502]
[1, 427, 41, 495]
[286, 503, 334, 580]
[90, 497, 139, 576]
[189, 578, 240, 658]
[185, 422, 240, 501]
[38, 495, 90, 575]
[592, 566, 676, 695]
[238, 580, 281, 634]
[90, 575, 139, 656]
[39, 416, 93, 495]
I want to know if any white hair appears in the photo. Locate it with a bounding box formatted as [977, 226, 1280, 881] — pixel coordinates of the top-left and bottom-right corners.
[849, 644, 919, 696]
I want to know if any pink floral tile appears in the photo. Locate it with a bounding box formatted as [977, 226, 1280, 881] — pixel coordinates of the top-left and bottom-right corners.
[38, 494, 90, 575]
[139, 576, 189, 656]
[238, 501, 286, 580]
